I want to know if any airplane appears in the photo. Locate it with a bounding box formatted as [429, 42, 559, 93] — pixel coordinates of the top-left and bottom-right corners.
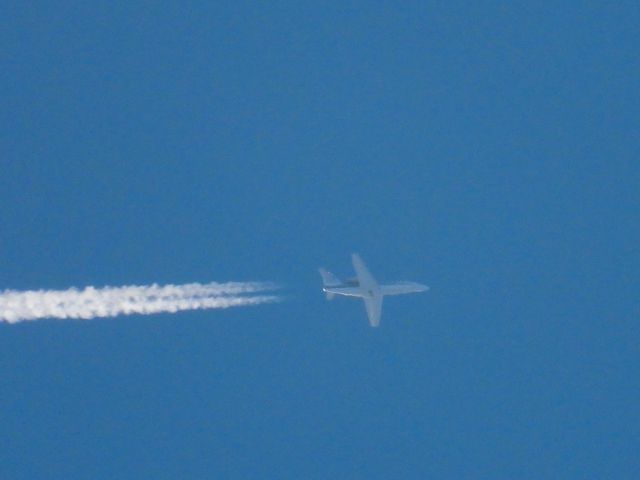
[319, 253, 429, 327]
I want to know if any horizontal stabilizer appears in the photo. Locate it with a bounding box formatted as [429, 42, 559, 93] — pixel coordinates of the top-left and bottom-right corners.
[319, 268, 341, 287]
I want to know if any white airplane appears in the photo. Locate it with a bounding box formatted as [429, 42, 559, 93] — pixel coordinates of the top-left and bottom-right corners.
[319, 253, 429, 327]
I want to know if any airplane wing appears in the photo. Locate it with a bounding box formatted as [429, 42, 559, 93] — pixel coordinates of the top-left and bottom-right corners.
[363, 294, 383, 327]
[351, 254, 377, 291]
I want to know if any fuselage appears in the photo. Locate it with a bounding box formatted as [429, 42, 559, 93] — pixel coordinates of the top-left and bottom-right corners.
[323, 281, 428, 298]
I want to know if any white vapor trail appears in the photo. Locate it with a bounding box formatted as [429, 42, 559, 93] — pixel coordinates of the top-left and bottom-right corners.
[0, 282, 280, 323]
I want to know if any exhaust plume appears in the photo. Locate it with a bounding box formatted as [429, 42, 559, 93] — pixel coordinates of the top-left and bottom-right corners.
[0, 281, 280, 323]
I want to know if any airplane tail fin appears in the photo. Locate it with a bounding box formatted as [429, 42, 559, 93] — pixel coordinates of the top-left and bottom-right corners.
[319, 268, 340, 300]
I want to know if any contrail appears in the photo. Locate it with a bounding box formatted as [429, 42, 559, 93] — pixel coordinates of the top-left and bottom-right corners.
[0, 281, 280, 323]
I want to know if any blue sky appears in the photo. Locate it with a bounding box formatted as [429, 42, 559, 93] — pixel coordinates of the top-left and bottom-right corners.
[1, 2, 638, 478]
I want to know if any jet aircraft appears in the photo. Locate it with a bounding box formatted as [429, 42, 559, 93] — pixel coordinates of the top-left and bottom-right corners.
[319, 253, 429, 327]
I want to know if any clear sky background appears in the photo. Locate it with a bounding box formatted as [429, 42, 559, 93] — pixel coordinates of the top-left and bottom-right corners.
[1, 2, 638, 478]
